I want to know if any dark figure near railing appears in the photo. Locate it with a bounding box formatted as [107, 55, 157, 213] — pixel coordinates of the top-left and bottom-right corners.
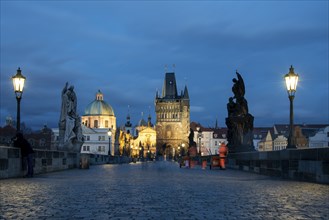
[13, 132, 34, 177]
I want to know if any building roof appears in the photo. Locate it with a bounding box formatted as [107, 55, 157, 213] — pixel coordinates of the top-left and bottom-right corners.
[162, 72, 178, 99]
[84, 90, 115, 116]
[157, 72, 189, 101]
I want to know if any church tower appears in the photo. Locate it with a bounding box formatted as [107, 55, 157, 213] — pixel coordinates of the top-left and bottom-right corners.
[155, 72, 190, 158]
[124, 106, 133, 136]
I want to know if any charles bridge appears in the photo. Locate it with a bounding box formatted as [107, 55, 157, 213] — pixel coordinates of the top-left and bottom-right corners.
[1, 145, 329, 219]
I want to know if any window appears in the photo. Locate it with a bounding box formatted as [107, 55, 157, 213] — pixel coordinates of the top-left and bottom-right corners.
[94, 120, 98, 128]
[83, 146, 86, 151]
[87, 146, 90, 151]
[215, 141, 217, 146]
[86, 136, 90, 141]
[105, 120, 109, 128]
[39, 138, 46, 147]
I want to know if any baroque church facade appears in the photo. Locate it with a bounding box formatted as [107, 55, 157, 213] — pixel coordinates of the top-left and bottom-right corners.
[155, 72, 190, 158]
[81, 90, 116, 155]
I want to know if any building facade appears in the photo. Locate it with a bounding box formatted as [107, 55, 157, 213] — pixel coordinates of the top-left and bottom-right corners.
[308, 126, 329, 148]
[273, 135, 287, 151]
[155, 72, 190, 158]
[258, 130, 273, 151]
[80, 126, 110, 155]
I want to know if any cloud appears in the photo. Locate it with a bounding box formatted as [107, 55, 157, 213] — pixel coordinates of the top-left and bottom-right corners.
[1, 1, 328, 130]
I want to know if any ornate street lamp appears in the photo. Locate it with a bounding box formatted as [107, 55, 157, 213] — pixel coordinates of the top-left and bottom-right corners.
[107, 129, 112, 155]
[12, 68, 26, 132]
[284, 65, 299, 149]
[196, 126, 202, 155]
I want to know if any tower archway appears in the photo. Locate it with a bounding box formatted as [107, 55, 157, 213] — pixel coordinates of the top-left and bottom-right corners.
[164, 144, 173, 161]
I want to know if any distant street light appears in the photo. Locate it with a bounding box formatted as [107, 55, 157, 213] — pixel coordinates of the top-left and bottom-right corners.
[108, 129, 112, 155]
[284, 65, 299, 149]
[196, 126, 202, 155]
[12, 68, 26, 132]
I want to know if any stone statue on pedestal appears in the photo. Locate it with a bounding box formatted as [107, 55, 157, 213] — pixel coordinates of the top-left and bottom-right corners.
[58, 82, 83, 152]
[225, 72, 254, 153]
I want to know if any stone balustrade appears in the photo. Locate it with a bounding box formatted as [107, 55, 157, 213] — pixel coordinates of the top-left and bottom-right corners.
[226, 147, 329, 184]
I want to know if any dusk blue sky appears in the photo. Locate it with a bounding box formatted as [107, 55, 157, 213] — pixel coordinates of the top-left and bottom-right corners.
[1, 1, 328, 131]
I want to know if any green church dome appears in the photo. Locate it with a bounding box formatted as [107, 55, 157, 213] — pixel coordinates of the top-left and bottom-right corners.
[84, 90, 115, 116]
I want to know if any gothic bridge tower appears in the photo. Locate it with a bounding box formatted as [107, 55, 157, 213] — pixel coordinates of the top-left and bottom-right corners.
[155, 72, 190, 159]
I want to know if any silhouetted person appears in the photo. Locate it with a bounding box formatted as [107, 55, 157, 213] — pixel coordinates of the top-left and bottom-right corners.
[13, 132, 34, 177]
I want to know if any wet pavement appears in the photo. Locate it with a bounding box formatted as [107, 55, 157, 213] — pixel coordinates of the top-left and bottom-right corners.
[0, 161, 328, 219]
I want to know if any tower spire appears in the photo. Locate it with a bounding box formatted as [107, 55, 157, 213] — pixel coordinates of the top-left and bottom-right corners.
[125, 105, 132, 127]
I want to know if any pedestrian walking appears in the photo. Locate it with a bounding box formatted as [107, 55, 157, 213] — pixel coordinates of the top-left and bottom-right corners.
[13, 132, 34, 177]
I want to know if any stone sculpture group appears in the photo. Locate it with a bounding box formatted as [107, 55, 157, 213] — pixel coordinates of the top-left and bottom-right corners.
[225, 72, 254, 152]
[58, 82, 83, 152]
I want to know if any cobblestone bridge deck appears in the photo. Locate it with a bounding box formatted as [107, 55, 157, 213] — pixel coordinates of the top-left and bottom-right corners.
[0, 161, 328, 219]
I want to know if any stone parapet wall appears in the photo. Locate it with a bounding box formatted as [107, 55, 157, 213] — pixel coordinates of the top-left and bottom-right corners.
[0, 146, 80, 179]
[0, 146, 21, 178]
[227, 148, 329, 184]
[0, 146, 125, 179]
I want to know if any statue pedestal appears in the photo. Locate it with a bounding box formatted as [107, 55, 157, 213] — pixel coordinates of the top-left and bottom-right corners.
[226, 114, 254, 153]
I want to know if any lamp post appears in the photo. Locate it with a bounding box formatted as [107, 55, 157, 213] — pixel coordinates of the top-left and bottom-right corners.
[12, 68, 26, 132]
[284, 65, 299, 149]
[107, 129, 112, 155]
[196, 126, 202, 155]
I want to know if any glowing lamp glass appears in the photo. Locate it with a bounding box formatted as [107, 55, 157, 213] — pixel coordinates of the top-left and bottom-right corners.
[12, 68, 26, 97]
[284, 66, 299, 96]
